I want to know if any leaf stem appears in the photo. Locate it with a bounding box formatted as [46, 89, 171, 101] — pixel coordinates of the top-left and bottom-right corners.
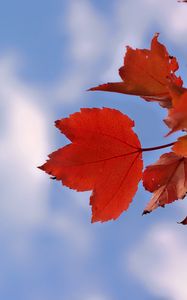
[141, 142, 175, 152]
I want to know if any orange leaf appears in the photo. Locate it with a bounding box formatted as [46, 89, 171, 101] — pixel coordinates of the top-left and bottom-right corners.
[143, 152, 187, 214]
[89, 33, 183, 108]
[164, 90, 187, 135]
[172, 135, 187, 157]
[167, 83, 187, 106]
[39, 108, 143, 222]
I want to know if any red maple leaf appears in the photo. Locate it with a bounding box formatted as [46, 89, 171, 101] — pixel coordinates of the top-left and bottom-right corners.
[143, 152, 187, 214]
[39, 108, 143, 222]
[89, 34, 182, 108]
[165, 87, 187, 135]
[172, 135, 187, 157]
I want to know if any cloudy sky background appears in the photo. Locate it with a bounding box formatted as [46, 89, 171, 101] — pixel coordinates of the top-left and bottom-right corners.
[1, 0, 187, 299]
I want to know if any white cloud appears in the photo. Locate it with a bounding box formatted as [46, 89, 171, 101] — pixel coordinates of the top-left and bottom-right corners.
[0, 54, 50, 227]
[64, 0, 107, 63]
[82, 293, 110, 300]
[49, 210, 93, 255]
[142, 0, 187, 44]
[128, 223, 187, 300]
[55, 0, 108, 103]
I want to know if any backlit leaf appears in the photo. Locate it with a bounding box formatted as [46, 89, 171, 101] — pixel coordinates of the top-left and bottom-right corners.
[143, 152, 187, 214]
[89, 34, 182, 108]
[164, 90, 187, 135]
[172, 135, 187, 157]
[39, 108, 143, 222]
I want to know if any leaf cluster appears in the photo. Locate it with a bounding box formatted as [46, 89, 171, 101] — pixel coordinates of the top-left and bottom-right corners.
[40, 34, 187, 224]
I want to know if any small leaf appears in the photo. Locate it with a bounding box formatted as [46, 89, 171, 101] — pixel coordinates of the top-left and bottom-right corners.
[172, 135, 187, 157]
[164, 90, 187, 135]
[178, 217, 187, 225]
[39, 108, 143, 222]
[143, 152, 187, 214]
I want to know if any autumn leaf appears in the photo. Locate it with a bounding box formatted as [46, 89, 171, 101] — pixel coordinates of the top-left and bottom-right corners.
[39, 108, 143, 222]
[172, 135, 187, 157]
[89, 33, 183, 108]
[167, 83, 187, 106]
[164, 88, 187, 135]
[143, 152, 187, 214]
[179, 217, 187, 225]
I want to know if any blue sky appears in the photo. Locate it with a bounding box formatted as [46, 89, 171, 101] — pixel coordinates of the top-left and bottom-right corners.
[1, 0, 187, 299]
